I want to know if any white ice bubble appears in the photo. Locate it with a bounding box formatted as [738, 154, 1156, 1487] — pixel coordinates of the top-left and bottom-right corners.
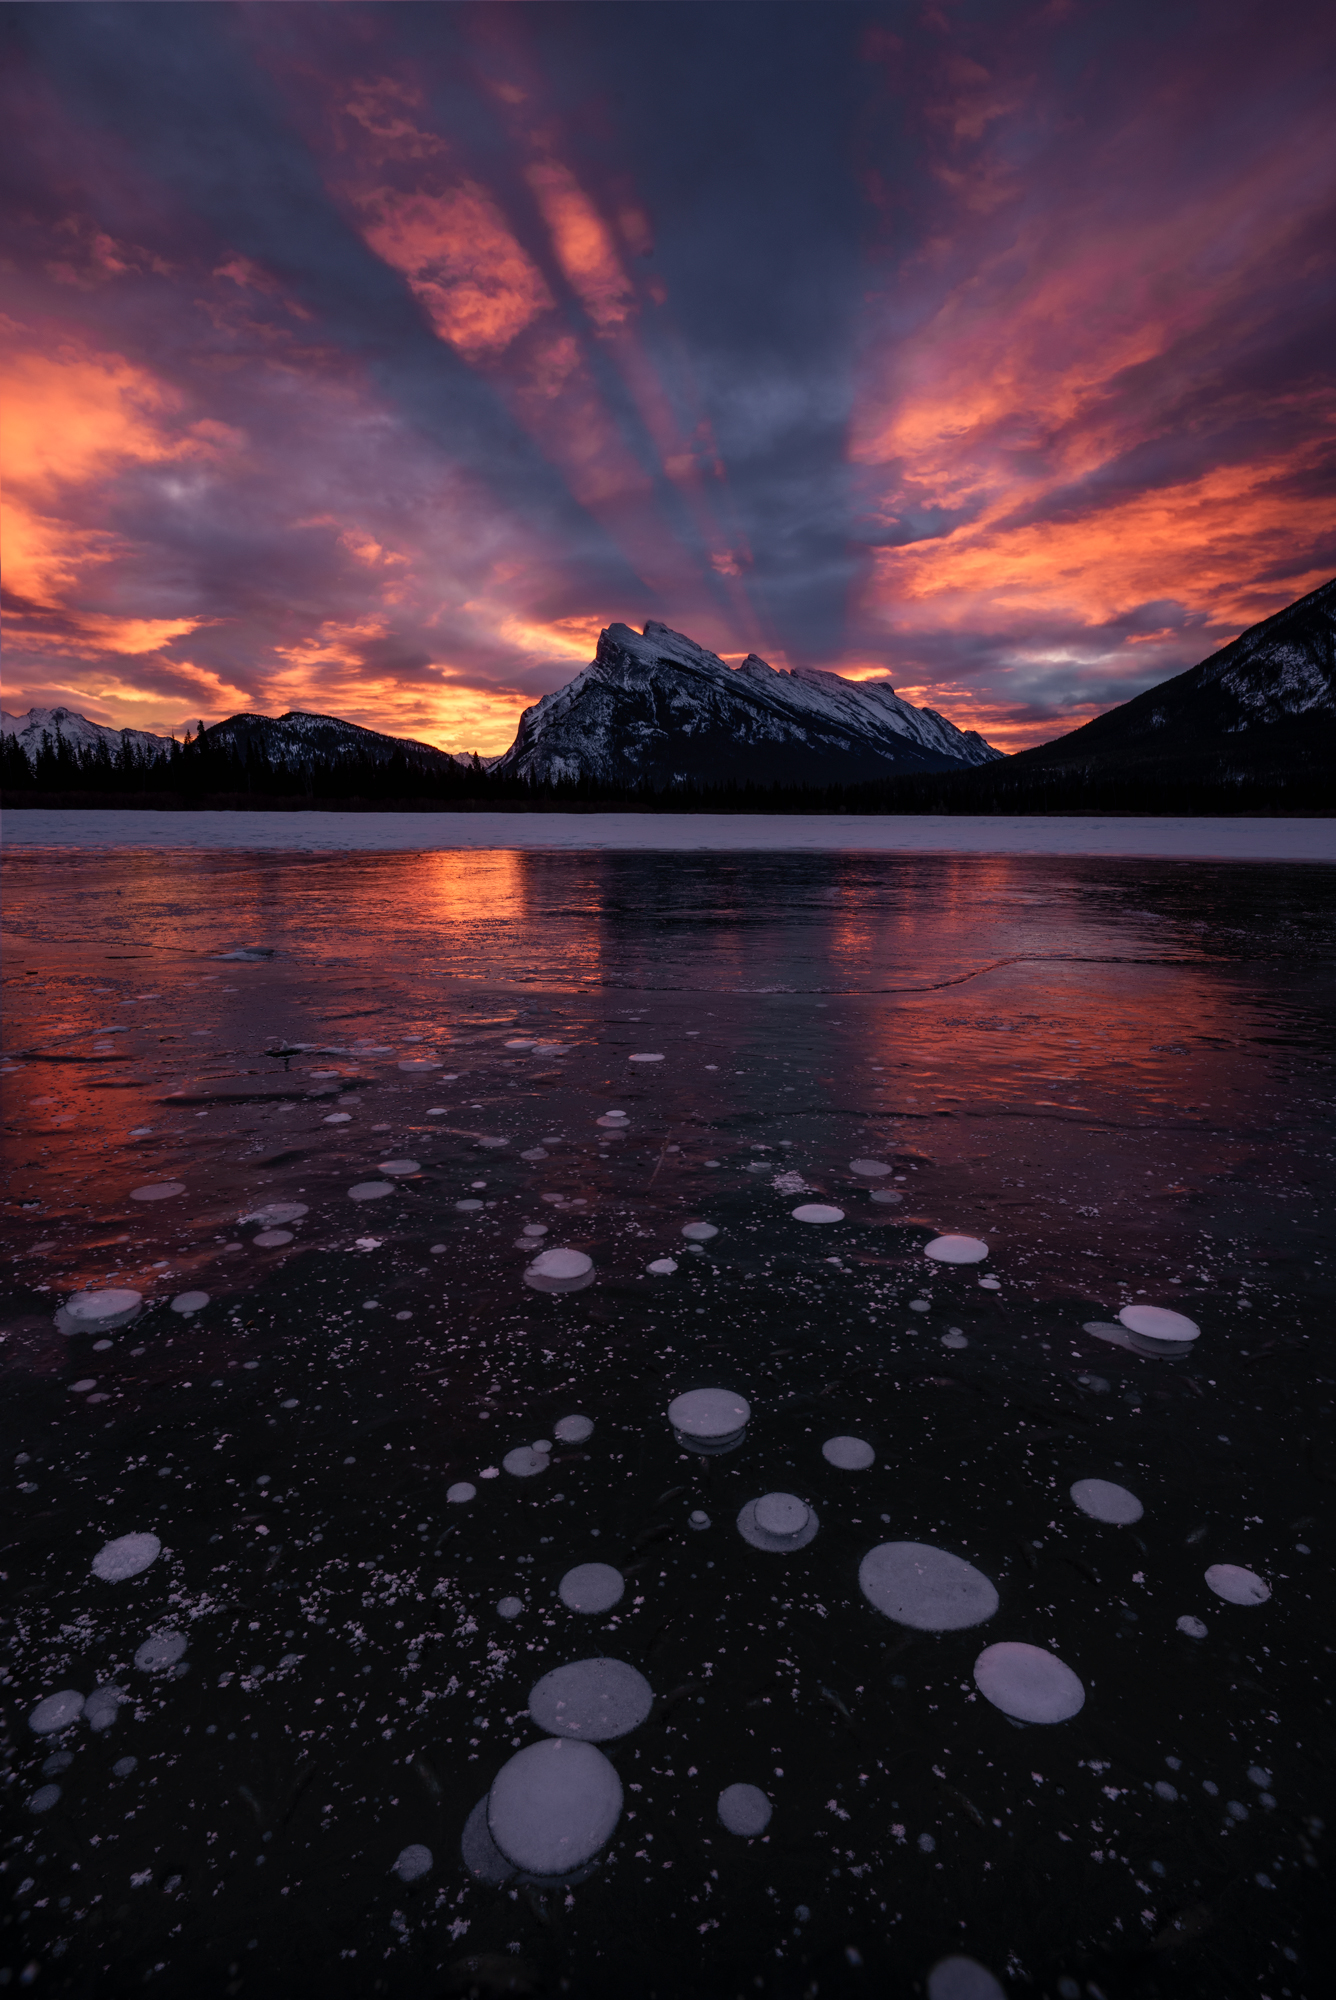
[70, 1379, 97, 1394]
[681, 1221, 719, 1242]
[84, 1686, 123, 1732]
[689, 1510, 710, 1530]
[553, 1415, 594, 1444]
[647, 1258, 679, 1275]
[1177, 1615, 1208, 1638]
[506, 1038, 537, 1050]
[462, 1796, 517, 1884]
[926, 1955, 1006, 2000]
[859, 1543, 998, 1630]
[241, 1202, 309, 1226]
[738, 1493, 819, 1552]
[60, 1288, 142, 1332]
[668, 1388, 750, 1451]
[324, 1112, 352, 1124]
[92, 1532, 161, 1582]
[973, 1641, 1085, 1723]
[849, 1159, 891, 1176]
[134, 1632, 187, 1674]
[978, 1276, 1001, 1290]
[1205, 1563, 1270, 1605]
[1070, 1478, 1144, 1525]
[446, 1483, 477, 1504]
[504, 1446, 550, 1478]
[477, 1136, 509, 1150]
[393, 1843, 433, 1882]
[456, 1198, 485, 1212]
[130, 1181, 185, 1202]
[870, 1190, 903, 1205]
[628, 1053, 664, 1063]
[822, 1436, 875, 1470]
[792, 1204, 844, 1224]
[522, 1224, 548, 1238]
[349, 1181, 394, 1202]
[1119, 1303, 1200, 1354]
[558, 1562, 625, 1614]
[29, 1690, 84, 1735]
[498, 1597, 524, 1620]
[525, 1247, 595, 1294]
[398, 1059, 441, 1073]
[30, 1785, 62, 1814]
[529, 1658, 653, 1741]
[112, 1755, 138, 1777]
[253, 1230, 293, 1248]
[925, 1234, 989, 1265]
[717, 1782, 772, 1836]
[377, 1158, 421, 1176]
[170, 1291, 210, 1315]
[941, 1331, 968, 1350]
[487, 1738, 623, 1877]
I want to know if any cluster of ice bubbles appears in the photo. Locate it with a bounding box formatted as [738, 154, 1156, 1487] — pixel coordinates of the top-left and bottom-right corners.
[446, 1413, 595, 1506]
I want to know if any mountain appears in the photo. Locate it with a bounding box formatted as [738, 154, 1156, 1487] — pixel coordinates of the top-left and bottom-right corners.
[1, 705, 171, 759]
[1009, 576, 1336, 788]
[493, 621, 1001, 787]
[198, 710, 473, 772]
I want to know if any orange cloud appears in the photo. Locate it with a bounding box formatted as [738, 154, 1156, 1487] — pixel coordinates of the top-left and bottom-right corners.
[525, 160, 635, 332]
[359, 183, 553, 359]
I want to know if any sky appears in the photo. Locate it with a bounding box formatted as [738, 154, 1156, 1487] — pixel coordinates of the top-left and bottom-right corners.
[2, 2, 1334, 755]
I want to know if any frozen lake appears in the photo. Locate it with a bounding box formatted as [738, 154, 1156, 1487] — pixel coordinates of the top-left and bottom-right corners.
[2, 845, 1332, 1997]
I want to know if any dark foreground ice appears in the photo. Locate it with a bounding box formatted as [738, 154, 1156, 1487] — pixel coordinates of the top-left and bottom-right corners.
[1, 845, 1332, 1998]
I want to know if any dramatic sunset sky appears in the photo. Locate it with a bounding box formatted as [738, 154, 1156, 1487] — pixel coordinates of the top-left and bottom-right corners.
[3, 1, 1334, 754]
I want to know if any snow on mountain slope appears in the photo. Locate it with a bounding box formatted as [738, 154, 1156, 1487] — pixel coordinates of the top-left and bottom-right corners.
[495, 622, 1001, 787]
[1, 706, 171, 759]
[201, 711, 473, 770]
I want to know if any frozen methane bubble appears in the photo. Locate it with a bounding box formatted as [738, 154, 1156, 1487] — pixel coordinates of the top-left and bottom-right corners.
[131, 1181, 185, 1202]
[558, 1563, 625, 1614]
[628, 1052, 664, 1063]
[30, 1785, 62, 1814]
[488, 1738, 623, 1877]
[553, 1415, 595, 1444]
[926, 1956, 1006, 2000]
[717, 1783, 772, 1836]
[647, 1257, 679, 1275]
[870, 1189, 904, 1204]
[1119, 1303, 1200, 1355]
[498, 1597, 524, 1620]
[240, 1202, 308, 1226]
[456, 1198, 484, 1212]
[446, 1482, 477, 1504]
[859, 1543, 999, 1630]
[503, 1446, 550, 1478]
[973, 1641, 1085, 1723]
[924, 1235, 989, 1264]
[1071, 1477, 1144, 1524]
[377, 1158, 420, 1176]
[398, 1058, 441, 1072]
[1177, 1615, 1209, 1638]
[29, 1691, 85, 1735]
[689, 1510, 710, 1530]
[941, 1331, 968, 1350]
[85, 1686, 124, 1732]
[254, 1230, 292, 1248]
[462, 1796, 516, 1884]
[92, 1532, 161, 1581]
[823, 1436, 875, 1470]
[112, 1755, 138, 1777]
[525, 1247, 595, 1294]
[59, 1288, 142, 1333]
[134, 1632, 187, 1673]
[739, 1492, 819, 1551]
[393, 1843, 433, 1883]
[348, 1181, 394, 1202]
[170, 1291, 209, 1315]
[668, 1387, 750, 1453]
[849, 1159, 891, 1176]
[529, 1658, 653, 1741]
[792, 1204, 844, 1224]
[1205, 1563, 1271, 1605]
[681, 1221, 719, 1242]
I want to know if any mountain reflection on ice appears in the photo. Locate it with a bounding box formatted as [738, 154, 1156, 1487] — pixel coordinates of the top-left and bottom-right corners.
[1, 849, 1332, 1999]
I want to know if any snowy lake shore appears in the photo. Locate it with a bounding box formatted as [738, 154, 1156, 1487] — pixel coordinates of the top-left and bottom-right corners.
[5, 807, 1335, 861]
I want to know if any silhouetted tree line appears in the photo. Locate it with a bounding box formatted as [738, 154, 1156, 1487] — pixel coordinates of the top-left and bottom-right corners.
[2, 718, 1330, 814]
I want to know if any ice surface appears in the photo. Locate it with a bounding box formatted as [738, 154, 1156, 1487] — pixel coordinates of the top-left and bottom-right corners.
[737, 1493, 819, 1552]
[29, 1690, 84, 1735]
[859, 1543, 999, 1630]
[487, 1738, 623, 1876]
[462, 1796, 516, 1884]
[130, 1181, 185, 1202]
[924, 1234, 989, 1264]
[973, 1641, 1085, 1723]
[134, 1632, 187, 1673]
[525, 1247, 595, 1293]
[553, 1415, 594, 1443]
[528, 1657, 653, 1740]
[170, 1291, 210, 1314]
[240, 1202, 309, 1225]
[558, 1563, 625, 1613]
[1205, 1563, 1271, 1604]
[792, 1204, 844, 1223]
[717, 1782, 772, 1836]
[348, 1181, 394, 1201]
[1070, 1477, 1144, 1524]
[393, 1843, 433, 1882]
[823, 1435, 875, 1469]
[92, 1531, 161, 1581]
[926, 1956, 1005, 2000]
[668, 1388, 750, 1442]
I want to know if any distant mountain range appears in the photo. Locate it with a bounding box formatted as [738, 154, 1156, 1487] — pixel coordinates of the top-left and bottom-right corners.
[4, 580, 1333, 802]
